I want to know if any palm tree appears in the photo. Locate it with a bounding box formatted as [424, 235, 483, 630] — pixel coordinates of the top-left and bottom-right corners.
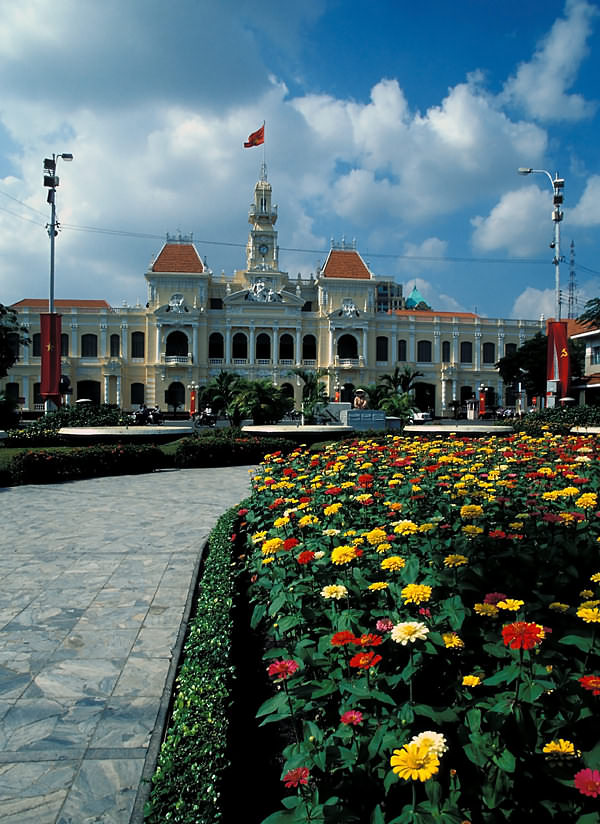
[232, 379, 292, 425]
[357, 382, 389, 410]
[396, 366, 425, 394]
[206, 370, 245, 422]
[377, 366, 406, 395]
[288, 367, 329, 423]
[379, 391, 415, 427]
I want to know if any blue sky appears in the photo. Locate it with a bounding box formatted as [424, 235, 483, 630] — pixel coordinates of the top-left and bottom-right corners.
[0, 0, 599, 319]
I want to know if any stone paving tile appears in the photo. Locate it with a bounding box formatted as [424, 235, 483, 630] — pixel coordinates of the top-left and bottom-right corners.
[0, 465, 253, 822]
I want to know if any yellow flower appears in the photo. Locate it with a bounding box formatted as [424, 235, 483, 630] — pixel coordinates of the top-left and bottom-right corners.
[580, 589, 594, 598]
[323, 528, 340, 536]
[273, 516, 290, 528]
[324, 502, 342, 516]
[543, 739, 581, 758]
[496, 599, 524, 611]
[591, 572, 600, 583]
[580, 600, 600, 609]
[365, 527, 388, 546]
[576, 493, 597, 509]
[443, 554, 468, 568]
[462, 675, 482, 687]
[443, 632, 464, 649]
[331, 545, 358, 565]
[262, 556, 274, 565]
[460, 504, 484, 519]
[368, 582, 389, 591]
[558, 486, 580, 497]
[381, 556, 406, 571]
[401, 584, 432, 604]
[298, 514, 320, 527]
[473, 603, 499, 617]
[252, 530, 267, 543]
[261, 537, 284, 555]
[549, 602, 570, 613]
[419, 523, 436, 533]
[390, 742, 440, 782]
[577, 607, 600, 623]
[375, 542, 392, 554]
[393, 519, 419, 536]
[321, 584, 348, 600]
[462, 525, 484, 536]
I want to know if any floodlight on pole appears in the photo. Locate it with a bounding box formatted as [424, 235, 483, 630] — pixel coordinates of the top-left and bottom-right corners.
[517, 166, 564, 319]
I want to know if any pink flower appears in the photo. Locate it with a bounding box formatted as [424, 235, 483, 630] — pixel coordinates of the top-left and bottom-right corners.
[267, 659, 299, 681]
[341, 709, 363, 726]
[376, 618, 394, 633]
[484, 592, 507, 605]
[574, 768, 600, 798]
[283, 766, 310, 788]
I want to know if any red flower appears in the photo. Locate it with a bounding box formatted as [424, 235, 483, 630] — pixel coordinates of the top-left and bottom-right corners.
[484, 592, 507, 605]
[324, 486, 342, 495]
[230, 534, 237, 543]
[341, 709, 363, 726]
[267, 659, 300, 680]
[283, 468, 297, 477]
[349, 651, 382, 669]
[488, 530, 506, 539]
[331, 630, 357, 646]
[574, 768, 600, 798]
[283, 537, 300, 551]
[579, 674, 600, 696]
[358, 473, 374, 488]
[352, 633, 382, 647]
[502, 622, 544, 650]
[283, 767, 310, 788]
[237, 508, 248, 516]
[299, 496, 311, 504]
[297, 550, 315, 564]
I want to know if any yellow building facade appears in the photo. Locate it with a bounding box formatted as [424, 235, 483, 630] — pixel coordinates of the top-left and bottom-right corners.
[2, 168, 542, 415]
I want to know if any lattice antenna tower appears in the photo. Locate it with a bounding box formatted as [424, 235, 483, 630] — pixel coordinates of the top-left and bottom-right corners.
[568, 240, 577, 319]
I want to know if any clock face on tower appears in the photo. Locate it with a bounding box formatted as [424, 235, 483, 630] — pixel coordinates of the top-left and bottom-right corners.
[258, 243, 269, 256]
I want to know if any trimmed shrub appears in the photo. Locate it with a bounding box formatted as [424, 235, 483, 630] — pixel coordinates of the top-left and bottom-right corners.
[513, 405, 600, 436]
[174, 431, 297, 468]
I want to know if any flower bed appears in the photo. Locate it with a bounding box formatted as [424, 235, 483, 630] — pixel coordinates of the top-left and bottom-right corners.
[243, 433, 600, 823]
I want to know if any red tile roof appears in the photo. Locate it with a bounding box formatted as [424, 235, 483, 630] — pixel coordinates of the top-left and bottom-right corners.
[546, 318, 591, 337]
[11, 299, 111, 309]
[152, 242, 204, 273]
[321, 249, 372, 280]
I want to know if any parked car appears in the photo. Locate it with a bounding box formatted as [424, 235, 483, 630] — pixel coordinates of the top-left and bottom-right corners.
[410, 411, 433, 423]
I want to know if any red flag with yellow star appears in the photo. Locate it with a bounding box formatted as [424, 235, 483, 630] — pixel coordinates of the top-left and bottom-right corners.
[40, 312, 62, 404]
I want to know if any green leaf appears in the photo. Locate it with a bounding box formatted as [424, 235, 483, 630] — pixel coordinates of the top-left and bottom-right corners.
[256, 692, 288, 718]
[250, 603, 267, 628]
[559, 634, 593, 652]
[260, 809, 297, 823]
[492, 749, 516, 773]
[483, 662, 521, 686]
[269, 593, 287, 616]
[370, 804, 386, 824]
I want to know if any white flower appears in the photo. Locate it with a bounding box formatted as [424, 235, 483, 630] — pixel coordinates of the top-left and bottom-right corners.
[410, 731, 448, 756]
[390, 621, 429, 645]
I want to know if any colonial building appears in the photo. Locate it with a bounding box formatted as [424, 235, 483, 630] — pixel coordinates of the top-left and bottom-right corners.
[2, 166, 542, 416]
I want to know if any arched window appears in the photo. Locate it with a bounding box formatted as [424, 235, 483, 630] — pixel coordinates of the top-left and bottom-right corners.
[442, 341, 451, 363]
[208, 332, 224, 359]
[417, 340, 432, 362]
[110, 334, 120, 357]
[131, 331, 145, 359]
[165, 331, 188, 356]
[337, 334, 358, 360]
[6, 332, 20, 359]
[33, 382, 42, 405]
[131, 382, 144, 406]
[165, 381, 185, 411]
[460, 341, 473, 363]
[76, 380, 101, 404]
[81, 334, 98, 357]
[376, 336, 388, 362]
[279, 333, 294, 361]
[256, 332, 271, 360]
[280, 382, 295, 398]
[505, 342, 517, 356]
[61, 333, 69, 357]
[398, 339, 407, 361]
[232, 332, 248, 360]
[482, 342, 495, 364]
[302, 334, 317, 361]
[32, 333, 41, 356]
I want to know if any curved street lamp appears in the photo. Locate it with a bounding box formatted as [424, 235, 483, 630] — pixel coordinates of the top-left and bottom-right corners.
[518, 167, 564, 320]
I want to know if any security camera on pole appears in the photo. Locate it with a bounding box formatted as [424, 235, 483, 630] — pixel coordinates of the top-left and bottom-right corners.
[41, 152, 73, 413]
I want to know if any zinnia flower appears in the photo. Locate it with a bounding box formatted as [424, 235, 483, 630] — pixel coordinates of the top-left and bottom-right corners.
[401, 584, 432, 604]
[501, 621, 544, 650]
[543, 739, 580, 758]
[390, 741, 440, 782]
[341, 709, 363, 725]
[474, 602, 499, 617]
[579, 674, 600, 695]
[267, 659, 300, 680]
[391, 621, 429, 645]
[393, 519, 419, 536]
[376, 618, 394, 633]
[577, 606, 600, 623]
[331, 545, 358, 565]
[496, 599, 524, 611]
[381, 556, 406, 571]
[574, 768, 600, 798]
[484, 592, 507, 604]
[261, 537, 284, 555]
[443, 554, 468, 567]
[283, 766, 310, 788]
[462, 674, 482, 687]
[331, 630, 357, 646]
[349, 651, 382, 669]
[462, 525, 483, 535]
[368, 581, 389, 591]
[549, 602, 570, 612]
[366, 527, 387, 545]
[321, 584, 348, 600]
[460, 504, 483, 519]
[576, 493, 597, 509]
[442, 632, 464, 649]
[324, 502, 343, 516]
[297, 550, 315, 564]
[409, 731, 448, 756]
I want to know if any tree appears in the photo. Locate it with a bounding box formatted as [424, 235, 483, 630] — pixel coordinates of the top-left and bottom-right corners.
[231, 379, 293, 425]
[577, 297, 600, 330]
[0, 303, 30, 379]
[206, 370, 245, 423]
[379, 391, 415, 425]
[377, 366, 422, 395]
[288, 367, 329, 423]
[497, 332, 584, 401]
[357, 382, 389, 410]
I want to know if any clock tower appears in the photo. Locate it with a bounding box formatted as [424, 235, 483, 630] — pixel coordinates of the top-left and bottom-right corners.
[247, 163, 279, 272]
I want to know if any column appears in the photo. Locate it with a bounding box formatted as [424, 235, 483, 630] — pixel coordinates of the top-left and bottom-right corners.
[295, 326, 302, 365]
[100, 323, 108, 358]
[452, 379, 457, 402]
[155, 323, 162, 363]
[249, 323, 255, 365]
[440, 375, 446, 414]
[103, 374, 109, 404]
[192, 324, 199, 365]
[22, 375, 30, 409]
[116, 375, 121, 408]
[452, 327, 459, 364]
[272, 324, 279, 364]
[409, 320, 415, 362]
[474, 331, 481, 371]
[390, 331, 397, 366]
[362, 328, 368, 362]
[433, 329, 440, 363]
[225, 329, 232, 364]
[70, 323, 78, 358]
[121, 322, 128, 359]
[329, 328, 334, 366]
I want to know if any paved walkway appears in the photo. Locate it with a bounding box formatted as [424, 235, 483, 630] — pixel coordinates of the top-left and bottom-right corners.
[0, 466, 254, 824]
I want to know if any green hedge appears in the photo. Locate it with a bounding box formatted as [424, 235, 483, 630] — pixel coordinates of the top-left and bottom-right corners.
[512, 405, 600, 435]
[8, 443, 165, 485]
[174, 432, 297, 468]
[144, 503, 246, 824]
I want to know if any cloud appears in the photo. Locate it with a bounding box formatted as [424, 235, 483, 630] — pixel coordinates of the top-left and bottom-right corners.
[502, 0, 598, 121]
[471, 187, 551, 256]
[511, 286, 555, 320]
[569, 175, 600, 226]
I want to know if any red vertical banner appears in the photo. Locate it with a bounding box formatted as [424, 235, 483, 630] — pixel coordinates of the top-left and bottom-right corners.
[547, 321, 570, 399]
[479, 390, 486, 415]
[40, 313, 62, 404]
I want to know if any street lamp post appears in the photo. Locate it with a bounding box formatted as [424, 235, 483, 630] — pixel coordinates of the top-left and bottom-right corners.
[41, 152, 73, 412]
[518, 167, 564, 320]
[187, 382, 200, 417]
